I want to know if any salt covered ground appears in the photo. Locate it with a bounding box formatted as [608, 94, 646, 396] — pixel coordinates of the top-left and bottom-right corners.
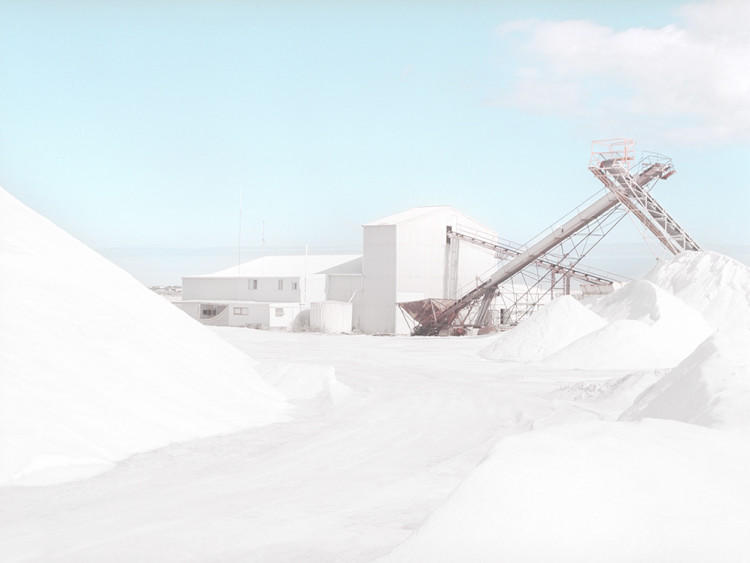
[0, 331, 659, 562]
[2, 185, 750, 561]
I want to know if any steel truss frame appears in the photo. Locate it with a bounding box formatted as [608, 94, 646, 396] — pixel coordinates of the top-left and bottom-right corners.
[487, 202, 629, 326]
[407, 139, 697, 336]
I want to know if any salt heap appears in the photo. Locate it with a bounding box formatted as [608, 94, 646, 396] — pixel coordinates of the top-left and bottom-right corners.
[381, 418, 750, 563]
[481, 270, 715, 370]
[618, 252, 750, 427]
[644, 250, 750, 330]
[622, 330, 750, 428]
[480, 296, 607, 363]
[0, 188, 289, 486]
[543, 280, 713, 370]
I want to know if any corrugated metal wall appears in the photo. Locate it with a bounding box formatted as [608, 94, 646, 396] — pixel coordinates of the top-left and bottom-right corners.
[358, 208, 497, 335]
[360, 224, 397, 334]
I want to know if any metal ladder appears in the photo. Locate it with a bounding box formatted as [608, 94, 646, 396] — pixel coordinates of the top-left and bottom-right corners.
[590, 154, 701, 254]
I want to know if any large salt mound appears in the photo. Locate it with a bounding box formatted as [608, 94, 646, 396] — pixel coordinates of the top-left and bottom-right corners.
[0, 188, 289, 486]
[480, 296, 607, 362]
[381, 420, 750, 562]
[644, 251, 750, 331]
[621, 331, 750, 428]
[544, 280, 713, 370]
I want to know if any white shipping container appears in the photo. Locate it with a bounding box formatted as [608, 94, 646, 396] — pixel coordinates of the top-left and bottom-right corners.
[310, 301, 353, 334]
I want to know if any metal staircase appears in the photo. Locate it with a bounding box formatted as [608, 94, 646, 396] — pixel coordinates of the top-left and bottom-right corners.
[589, 142, 701, 254]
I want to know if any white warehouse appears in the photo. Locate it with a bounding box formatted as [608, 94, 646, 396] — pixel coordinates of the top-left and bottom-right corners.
[175, 206, 498, 334]
[359, 206, 498, 334]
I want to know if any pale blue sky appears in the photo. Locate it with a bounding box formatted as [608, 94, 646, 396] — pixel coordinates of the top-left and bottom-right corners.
[1, 1, 748, 284]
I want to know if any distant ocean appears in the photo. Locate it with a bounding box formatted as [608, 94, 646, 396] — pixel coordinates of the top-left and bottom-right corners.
[98, 242, 749, 288]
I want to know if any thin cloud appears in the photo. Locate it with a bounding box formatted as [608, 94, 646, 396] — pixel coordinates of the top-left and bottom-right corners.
[493, 0, 750, 145]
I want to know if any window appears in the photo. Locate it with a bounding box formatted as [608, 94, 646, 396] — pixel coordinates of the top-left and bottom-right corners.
[249, 279, 258, 290]
[233, 307, 248, 315]
[278, 279, 284, 290]
[275, 307, 284, 317]
[201, 306, 218, 319]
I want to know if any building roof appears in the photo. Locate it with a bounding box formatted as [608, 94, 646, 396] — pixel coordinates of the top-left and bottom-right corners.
[183, 254, 362, 279]
[364, 206, 452, 226]
[363, 206, 496, 234]
[178, 300, 301, 307]
[318, 256, 363, 275]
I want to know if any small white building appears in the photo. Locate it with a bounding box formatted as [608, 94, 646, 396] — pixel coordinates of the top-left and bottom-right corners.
[177, 255, 361, 329]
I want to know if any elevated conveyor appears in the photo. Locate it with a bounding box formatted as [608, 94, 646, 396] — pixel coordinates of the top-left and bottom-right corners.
[446, 226, 619, 286]
[413, 190, 623, 335]
[408, 139, 700, 336]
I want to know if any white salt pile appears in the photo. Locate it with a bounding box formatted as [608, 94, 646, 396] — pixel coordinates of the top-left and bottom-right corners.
[644, 250, 750, 330]
[482, 276, 714, 370]
[381, 418, 750, 563]
[622, 330, 750, 428]
[0, 188, 289, 486]
[480, 296, 607, 363]
[544, 280, 713, 370]
[617, 253, 750, 428]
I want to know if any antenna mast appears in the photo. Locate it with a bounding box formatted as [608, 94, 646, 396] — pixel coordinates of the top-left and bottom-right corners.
[238, 188, 243, 275]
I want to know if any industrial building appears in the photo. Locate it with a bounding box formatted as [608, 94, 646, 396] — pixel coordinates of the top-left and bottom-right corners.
[176, 205, 498, 334]
[359, 206, 497, 334]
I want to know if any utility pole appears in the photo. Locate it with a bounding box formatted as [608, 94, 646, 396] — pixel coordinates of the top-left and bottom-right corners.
[238, 188, 242, 275]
